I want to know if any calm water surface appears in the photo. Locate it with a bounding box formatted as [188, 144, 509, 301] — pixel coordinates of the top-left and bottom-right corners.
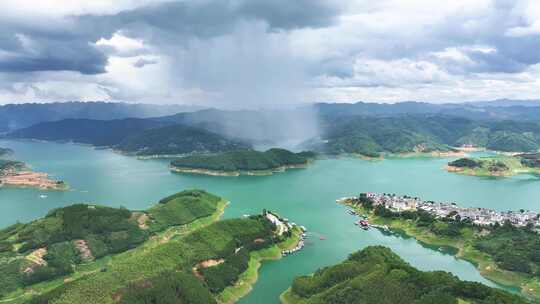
[1, 140, 539, 303]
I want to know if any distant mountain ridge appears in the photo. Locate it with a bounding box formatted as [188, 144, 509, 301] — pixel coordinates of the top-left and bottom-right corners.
[6, 118, 249, 156]
[465, 99, 540, 107]
[312, 99, 540, 120]
[0, 101, 203, 132]
[4, 100, 540, 157]
[313, 115, 540, 156]
[7, 118, 168, 147]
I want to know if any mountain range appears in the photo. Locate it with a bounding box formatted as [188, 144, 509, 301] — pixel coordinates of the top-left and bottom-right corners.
[3, 100, 540, 156]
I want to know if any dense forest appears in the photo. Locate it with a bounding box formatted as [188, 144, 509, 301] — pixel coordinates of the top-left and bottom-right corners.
[448, 158, 483, 168]
[285, 246, 527, 304]
[475, 222, 540, 276]
[24, 213, 278, 304]
[117, 123, 250, 156]
[7, 119, 249, 155]
[354, 195, 540, 279]
[0, 190, 222, 296]
[315, 115, 540, 156]
[5, 105, 540, 156]
[7, 118, 168, 146]
[170, 149, 316, 172]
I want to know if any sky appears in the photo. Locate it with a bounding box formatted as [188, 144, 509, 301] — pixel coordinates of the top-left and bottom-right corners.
[0, 0, 539, 107]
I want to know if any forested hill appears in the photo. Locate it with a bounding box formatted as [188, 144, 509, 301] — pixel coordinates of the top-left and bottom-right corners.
[6, 119, 249, 155]
[283, 246, 527, 304]
[314, 115, 540, 156]
[6, 118, 168, 146]
[5, 107, 540, 156]
[0, 101, 202, 132]
[156, 108, 320, 146]
[170, 149, 316, 172]
[0, 189, 287, 304]
[117, 123, 250, 156]
[0, 190, 223, 297]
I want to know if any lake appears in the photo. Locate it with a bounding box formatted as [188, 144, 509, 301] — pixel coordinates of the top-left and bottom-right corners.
[1, 139, 539, 303]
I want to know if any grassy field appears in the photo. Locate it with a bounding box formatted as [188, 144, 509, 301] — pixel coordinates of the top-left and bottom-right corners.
[344, 203, 540, 303]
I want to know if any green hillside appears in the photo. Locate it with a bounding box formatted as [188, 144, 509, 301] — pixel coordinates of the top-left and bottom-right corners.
[316, 116, 540, 157]
[7, 118, 167, 147]
[447, 155, 540, 177]
[170, 148, 315, 174]
[282, 246, 528, 304]
[117, 124, 250, 156]
[0, 190, 223, 298]
[24, 216, 276, 304]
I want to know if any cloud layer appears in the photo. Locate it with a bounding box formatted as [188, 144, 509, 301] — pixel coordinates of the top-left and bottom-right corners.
[0, 0, 539, 105]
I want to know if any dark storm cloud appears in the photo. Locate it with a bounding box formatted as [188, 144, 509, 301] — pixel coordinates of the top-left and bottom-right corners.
[0, 36, 107, 74]
[83, 0, 342, 51]
[0, 0, 342, 75]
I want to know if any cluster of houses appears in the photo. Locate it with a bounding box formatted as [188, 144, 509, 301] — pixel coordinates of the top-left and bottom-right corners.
[263, 211, 308, 256]
[353, 192, 540, 230]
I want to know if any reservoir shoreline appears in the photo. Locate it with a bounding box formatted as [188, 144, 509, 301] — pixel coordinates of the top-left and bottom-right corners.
[2, 139, 540, 304]
[340, 197, 540, 302]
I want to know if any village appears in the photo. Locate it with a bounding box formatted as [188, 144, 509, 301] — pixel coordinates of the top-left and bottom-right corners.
[263, 211, 307, 256]
[340, 192, 540, 230]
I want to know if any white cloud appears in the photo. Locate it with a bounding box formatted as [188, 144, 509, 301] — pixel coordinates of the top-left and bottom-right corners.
[0, 0, 540, 105]
[96, 32, 148, 56]
[506, 21, 540, 37]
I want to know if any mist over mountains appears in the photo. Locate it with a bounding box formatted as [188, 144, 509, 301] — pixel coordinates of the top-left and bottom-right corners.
[3, 99, 540, 156]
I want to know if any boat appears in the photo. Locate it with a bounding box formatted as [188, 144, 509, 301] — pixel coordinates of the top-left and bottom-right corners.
[39, 194, 47, 199]
[359, 220, 369, 227]
[319, 236, 326, 240]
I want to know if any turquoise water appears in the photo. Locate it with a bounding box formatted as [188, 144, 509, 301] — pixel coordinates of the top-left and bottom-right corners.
[1, 140, 539, 303]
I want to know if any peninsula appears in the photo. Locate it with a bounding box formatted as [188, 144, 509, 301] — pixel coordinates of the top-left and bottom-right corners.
[281, 246, 527, 304]
[170, 149, 316, 176]
[0, 159, 67, 190]
[0, 189, 303, 304]
[446, 154, 540, 177]
[339, 193, 540, 301]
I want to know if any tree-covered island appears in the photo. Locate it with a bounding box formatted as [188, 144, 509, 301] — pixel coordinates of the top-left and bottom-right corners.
[170, 148, 316, 176]
[339, 193, 540, 302]
[281, 246, 528, 304]
[0, 189, 304, 304]
[447, 154, 540, 177]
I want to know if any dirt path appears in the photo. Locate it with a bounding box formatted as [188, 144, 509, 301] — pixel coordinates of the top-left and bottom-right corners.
[74, 240, 94, 262]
